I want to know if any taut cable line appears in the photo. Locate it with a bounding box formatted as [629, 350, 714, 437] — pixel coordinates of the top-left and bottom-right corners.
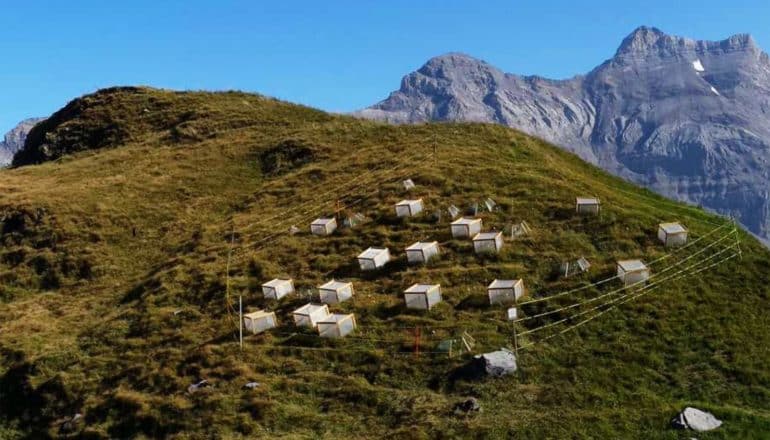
[517, 242, 739, 339]
[514, 227, 738, 323]
[518, 250, 740, 350]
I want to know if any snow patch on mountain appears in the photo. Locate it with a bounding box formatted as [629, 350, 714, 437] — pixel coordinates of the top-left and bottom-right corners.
[693, 59, 705, 72]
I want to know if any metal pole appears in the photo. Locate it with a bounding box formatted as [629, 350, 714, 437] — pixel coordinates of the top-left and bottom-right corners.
[239, 295, 243, 350]
[513, 321, 519, 358]
[513, 296, 520, 359]
[225, 226, 236, 342]
[733, 217, 743, 259]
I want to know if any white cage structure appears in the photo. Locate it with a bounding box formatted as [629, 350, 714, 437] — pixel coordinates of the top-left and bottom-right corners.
[576, 197, 601, 215]
[451, 217, 482, 238]
[658, 222, 688, 247]
[292, 303, 330, 328]
[317, 313, 357, 338]
[616, 260, 650, 286]
[357, 247, 391, 271]
[404, 283, 442, 310]
[395, 199, 424, 217]
[243, 309, 278, 335]
[510, 221, 532, 238]
[561, 257, 591, 278]
[319, 280, 355, 304]
[261, 278, 294, 300]
[405, 241, 440, 264]
[488, 279, 524, 305]
[473, 232, 504, 254]
[310, 217, 337, 236]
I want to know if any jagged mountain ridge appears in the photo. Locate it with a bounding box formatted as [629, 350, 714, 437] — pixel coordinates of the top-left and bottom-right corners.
[0, 118, 44, 166]
[357, 26, 770, 243]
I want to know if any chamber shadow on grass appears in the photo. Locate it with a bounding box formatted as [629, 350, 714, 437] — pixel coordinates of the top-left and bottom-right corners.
[454, 294, 489, 311]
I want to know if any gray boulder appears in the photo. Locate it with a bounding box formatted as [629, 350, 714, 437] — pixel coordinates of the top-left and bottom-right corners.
[671, 407, 722, 432]
[473, 348, 517, 377]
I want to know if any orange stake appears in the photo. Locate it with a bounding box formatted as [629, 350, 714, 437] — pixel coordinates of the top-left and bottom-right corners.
[414, 327, 421, 357]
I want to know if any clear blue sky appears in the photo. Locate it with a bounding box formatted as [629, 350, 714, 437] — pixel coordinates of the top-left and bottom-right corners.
[2, 0, 769, 132]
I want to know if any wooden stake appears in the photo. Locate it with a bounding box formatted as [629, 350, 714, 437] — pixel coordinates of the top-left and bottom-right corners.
[433, 142, 437, 166]
[335, 199, 344, 217]
[414, 327, 421, 358]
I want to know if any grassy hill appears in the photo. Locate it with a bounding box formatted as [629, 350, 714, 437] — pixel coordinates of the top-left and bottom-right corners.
[0, 87, 768, 439]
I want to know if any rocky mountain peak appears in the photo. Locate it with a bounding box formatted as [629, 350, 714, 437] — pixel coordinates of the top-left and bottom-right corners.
[615, 26, 669, 55]
[724, 32, 759, 51]
[420, 53, 490, 71]
[413, 52, 503, 84]
[0, 117, 45, 166]
[612, 26, 705, 61]
[613, 26, 761, 61]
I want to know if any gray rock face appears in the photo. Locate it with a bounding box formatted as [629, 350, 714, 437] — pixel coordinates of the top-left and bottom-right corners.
[0, 118, 44, 166]
[357, 26, 770, 244]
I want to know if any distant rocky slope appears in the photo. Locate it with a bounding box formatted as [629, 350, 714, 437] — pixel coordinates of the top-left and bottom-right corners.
[0, 118, 44, 166]
[357, 26, 770, 243]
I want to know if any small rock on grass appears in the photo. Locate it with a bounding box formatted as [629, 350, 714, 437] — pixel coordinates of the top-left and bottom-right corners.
[187, 379, 210, 394]
[453, 397, 481, 415]
[58, 413, 83, 435]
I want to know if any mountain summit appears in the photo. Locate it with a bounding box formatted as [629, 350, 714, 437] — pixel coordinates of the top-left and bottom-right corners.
[613, 26, 760, 60]
[614, 26, 669, 55]
[357, 27, 770, 243]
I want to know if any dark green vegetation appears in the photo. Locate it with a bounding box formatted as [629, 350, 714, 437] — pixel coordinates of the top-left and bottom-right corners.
[0, 87, 768, 439]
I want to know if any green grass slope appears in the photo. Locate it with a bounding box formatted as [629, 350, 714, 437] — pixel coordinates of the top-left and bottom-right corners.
[0, 87, 768, 439]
